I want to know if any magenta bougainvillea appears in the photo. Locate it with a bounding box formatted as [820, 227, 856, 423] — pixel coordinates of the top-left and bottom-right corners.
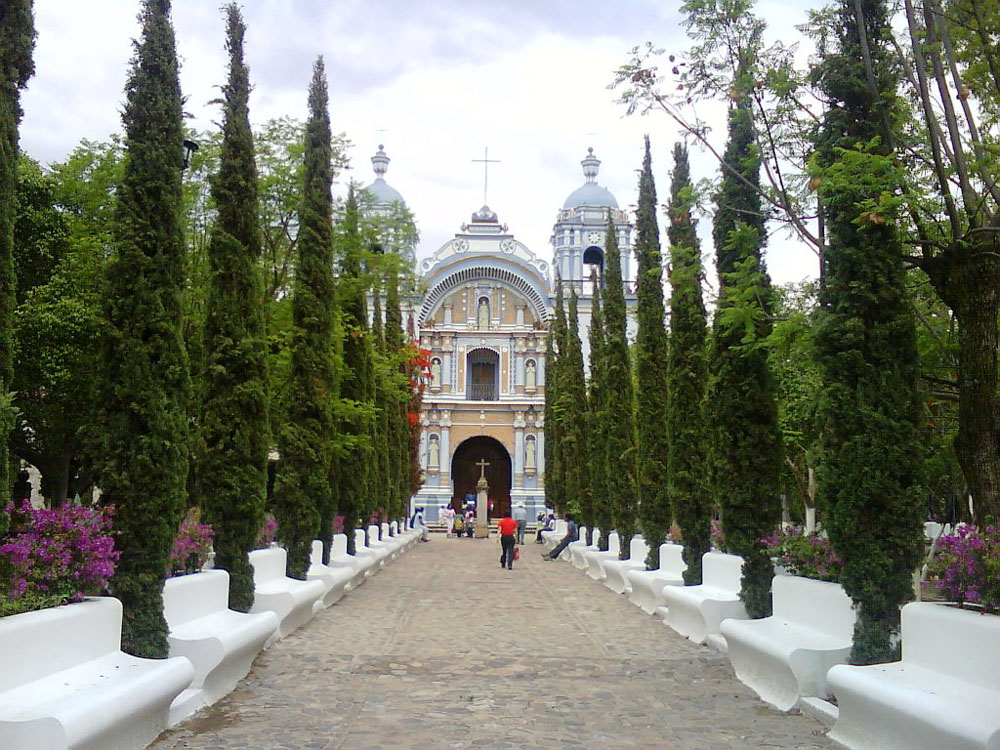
[0, 501, 120, 615]
[168, 520, 215, 576]
[254, 514, 278, 549]
[927, 524, 1000, 613]
[761, 527, 842, 583]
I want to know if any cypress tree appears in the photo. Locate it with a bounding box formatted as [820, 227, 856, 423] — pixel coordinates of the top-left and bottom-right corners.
[705, 85, 783, 618]
[384, 264, 410, 522]
[198, 3, 269, 612]
[274, 58, 336, 578]
[559, 287, 587, 516]
[665, 143, 710, 585]
[544, 283, 567, 513]
[100, 0, 190, 657]
[813, 0, 923, 663]
[634, 136, 671, 570]
[371, 277, 391, 526]
[0, 0, 34, 503]
[601, 218, 637, 558]
[338, 187, 375, 552]
[587, 269, 612, 549]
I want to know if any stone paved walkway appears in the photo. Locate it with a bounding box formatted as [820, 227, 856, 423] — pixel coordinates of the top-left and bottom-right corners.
[151, 535, 837, 749]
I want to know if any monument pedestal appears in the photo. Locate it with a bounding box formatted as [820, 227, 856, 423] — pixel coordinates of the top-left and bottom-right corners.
[475, 477, 489, 538]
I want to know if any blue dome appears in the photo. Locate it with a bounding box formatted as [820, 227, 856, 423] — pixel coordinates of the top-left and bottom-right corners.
[365, 177, 405, 205]
[563, 182, 618, 209]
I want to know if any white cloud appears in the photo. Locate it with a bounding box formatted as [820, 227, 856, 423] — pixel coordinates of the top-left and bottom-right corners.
[20, 0, 819, 286]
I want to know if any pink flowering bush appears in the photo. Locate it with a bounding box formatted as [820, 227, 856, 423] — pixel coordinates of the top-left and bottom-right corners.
[168, 519, 215, 576]
[0, 500, 120, 616]
[255, 514, 278, 549]
[331, 515, 345, 534]
[926, 525, 1000, 613]
[711, 518, 724, 549]
[761, 527, 842, 583]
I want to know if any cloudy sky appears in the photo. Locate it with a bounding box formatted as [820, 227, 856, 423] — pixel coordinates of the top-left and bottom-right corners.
[20, 0, 820, 286]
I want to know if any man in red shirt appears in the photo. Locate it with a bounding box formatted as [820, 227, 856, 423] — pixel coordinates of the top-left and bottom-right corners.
[497, 513, 518, 570]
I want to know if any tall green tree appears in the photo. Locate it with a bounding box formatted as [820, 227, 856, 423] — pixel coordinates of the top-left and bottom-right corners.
[634, 136, 671, 569]
[813, 0, 924, 663]
[99, 0, 190, 657]
[587, 268, 611, 549]
[544, 283, 567, 513]
[274, 57, 337, 578]
[601, 218, 637, 558]
[383, 261, 411, 523]
[370, 276, 391, 528]
[0, 0, 35, 502]
[198, 4, 270, 610]
[559, 287, 587, 517]
[337, 186, 375, 553]
[705, 81, 783, 619]
[665, 142, 711, 584]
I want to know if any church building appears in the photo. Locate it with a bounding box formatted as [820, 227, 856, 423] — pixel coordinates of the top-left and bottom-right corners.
[364, 147, 635, 524]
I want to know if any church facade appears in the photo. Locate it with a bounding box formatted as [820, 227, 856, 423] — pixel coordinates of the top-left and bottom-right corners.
[365, 147, 634, 524]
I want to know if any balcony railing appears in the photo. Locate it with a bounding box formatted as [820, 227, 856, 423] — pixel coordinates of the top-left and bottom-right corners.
[468, 384, 498, 401]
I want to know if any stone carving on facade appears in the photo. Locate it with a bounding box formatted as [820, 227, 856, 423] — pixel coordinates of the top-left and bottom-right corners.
[428, 435, 440, 469]
[525, 360, 537, 390]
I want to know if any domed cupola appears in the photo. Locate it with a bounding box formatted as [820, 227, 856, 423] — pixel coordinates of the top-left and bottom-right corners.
[364, 144, 406, 206]
[551, 148, 632, 289]
[562, 148, 619, 210]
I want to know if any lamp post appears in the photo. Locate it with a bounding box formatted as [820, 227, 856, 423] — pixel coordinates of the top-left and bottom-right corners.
[182, 139, 199, 170]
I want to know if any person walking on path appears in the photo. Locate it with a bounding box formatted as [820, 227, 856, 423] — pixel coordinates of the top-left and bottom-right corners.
[542, 513, 578, 560]
[497, 513, 518, 570]
[512, 501, 527, 545]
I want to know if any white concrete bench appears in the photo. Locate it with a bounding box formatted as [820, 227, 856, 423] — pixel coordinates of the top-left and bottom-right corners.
[328, 532, 373, 589]
[602, 536, 649, 594]
[569, 527, 600, 570]
[163, 569, 279, 725]
[369, 524, 402, 562]
[380, 523, 406, 559]
[720, 575, 855, 711]
[828, 602, 1000, 750]
[353, 528, 389, 570]
[583, 531, 622, 580]
[0, 596, 194, 750]
[661, 551, 748, 646]
[541, 519, 568, 550]
[627, 543, 687, 614]
[248, 547, 325, 640]
[307, 540, 355, 609]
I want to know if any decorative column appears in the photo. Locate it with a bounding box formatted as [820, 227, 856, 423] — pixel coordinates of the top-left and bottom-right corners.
[442, 335, 453, 392]
[439, 410, 452, 482]
[443, 302, 453, 326]
[514, 410, 526, 489]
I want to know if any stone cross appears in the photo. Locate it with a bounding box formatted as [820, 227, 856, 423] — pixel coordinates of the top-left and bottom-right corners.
[471, 147, 500, 206]
[476, 458, 490, 481]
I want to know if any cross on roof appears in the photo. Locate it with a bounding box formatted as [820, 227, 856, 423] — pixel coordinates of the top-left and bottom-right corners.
[471, 147, 500, 206]
[476, 458, 490, 481]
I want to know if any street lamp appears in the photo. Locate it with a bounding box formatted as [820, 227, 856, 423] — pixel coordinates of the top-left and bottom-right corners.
[182, 139, 199, 170]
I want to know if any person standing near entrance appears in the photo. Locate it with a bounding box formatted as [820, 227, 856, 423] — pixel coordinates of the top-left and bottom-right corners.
[512, 501, 527, 545]
[498, 512, 518, 570]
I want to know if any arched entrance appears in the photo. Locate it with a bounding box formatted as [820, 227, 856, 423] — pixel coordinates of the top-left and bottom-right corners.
[451, 436, 512, 520]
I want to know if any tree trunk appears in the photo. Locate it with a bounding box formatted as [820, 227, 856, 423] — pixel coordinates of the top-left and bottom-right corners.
[935, 242, 1000, 522]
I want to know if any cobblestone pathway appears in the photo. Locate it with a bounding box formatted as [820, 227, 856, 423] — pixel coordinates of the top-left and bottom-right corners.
[151, 535, 836, 749]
